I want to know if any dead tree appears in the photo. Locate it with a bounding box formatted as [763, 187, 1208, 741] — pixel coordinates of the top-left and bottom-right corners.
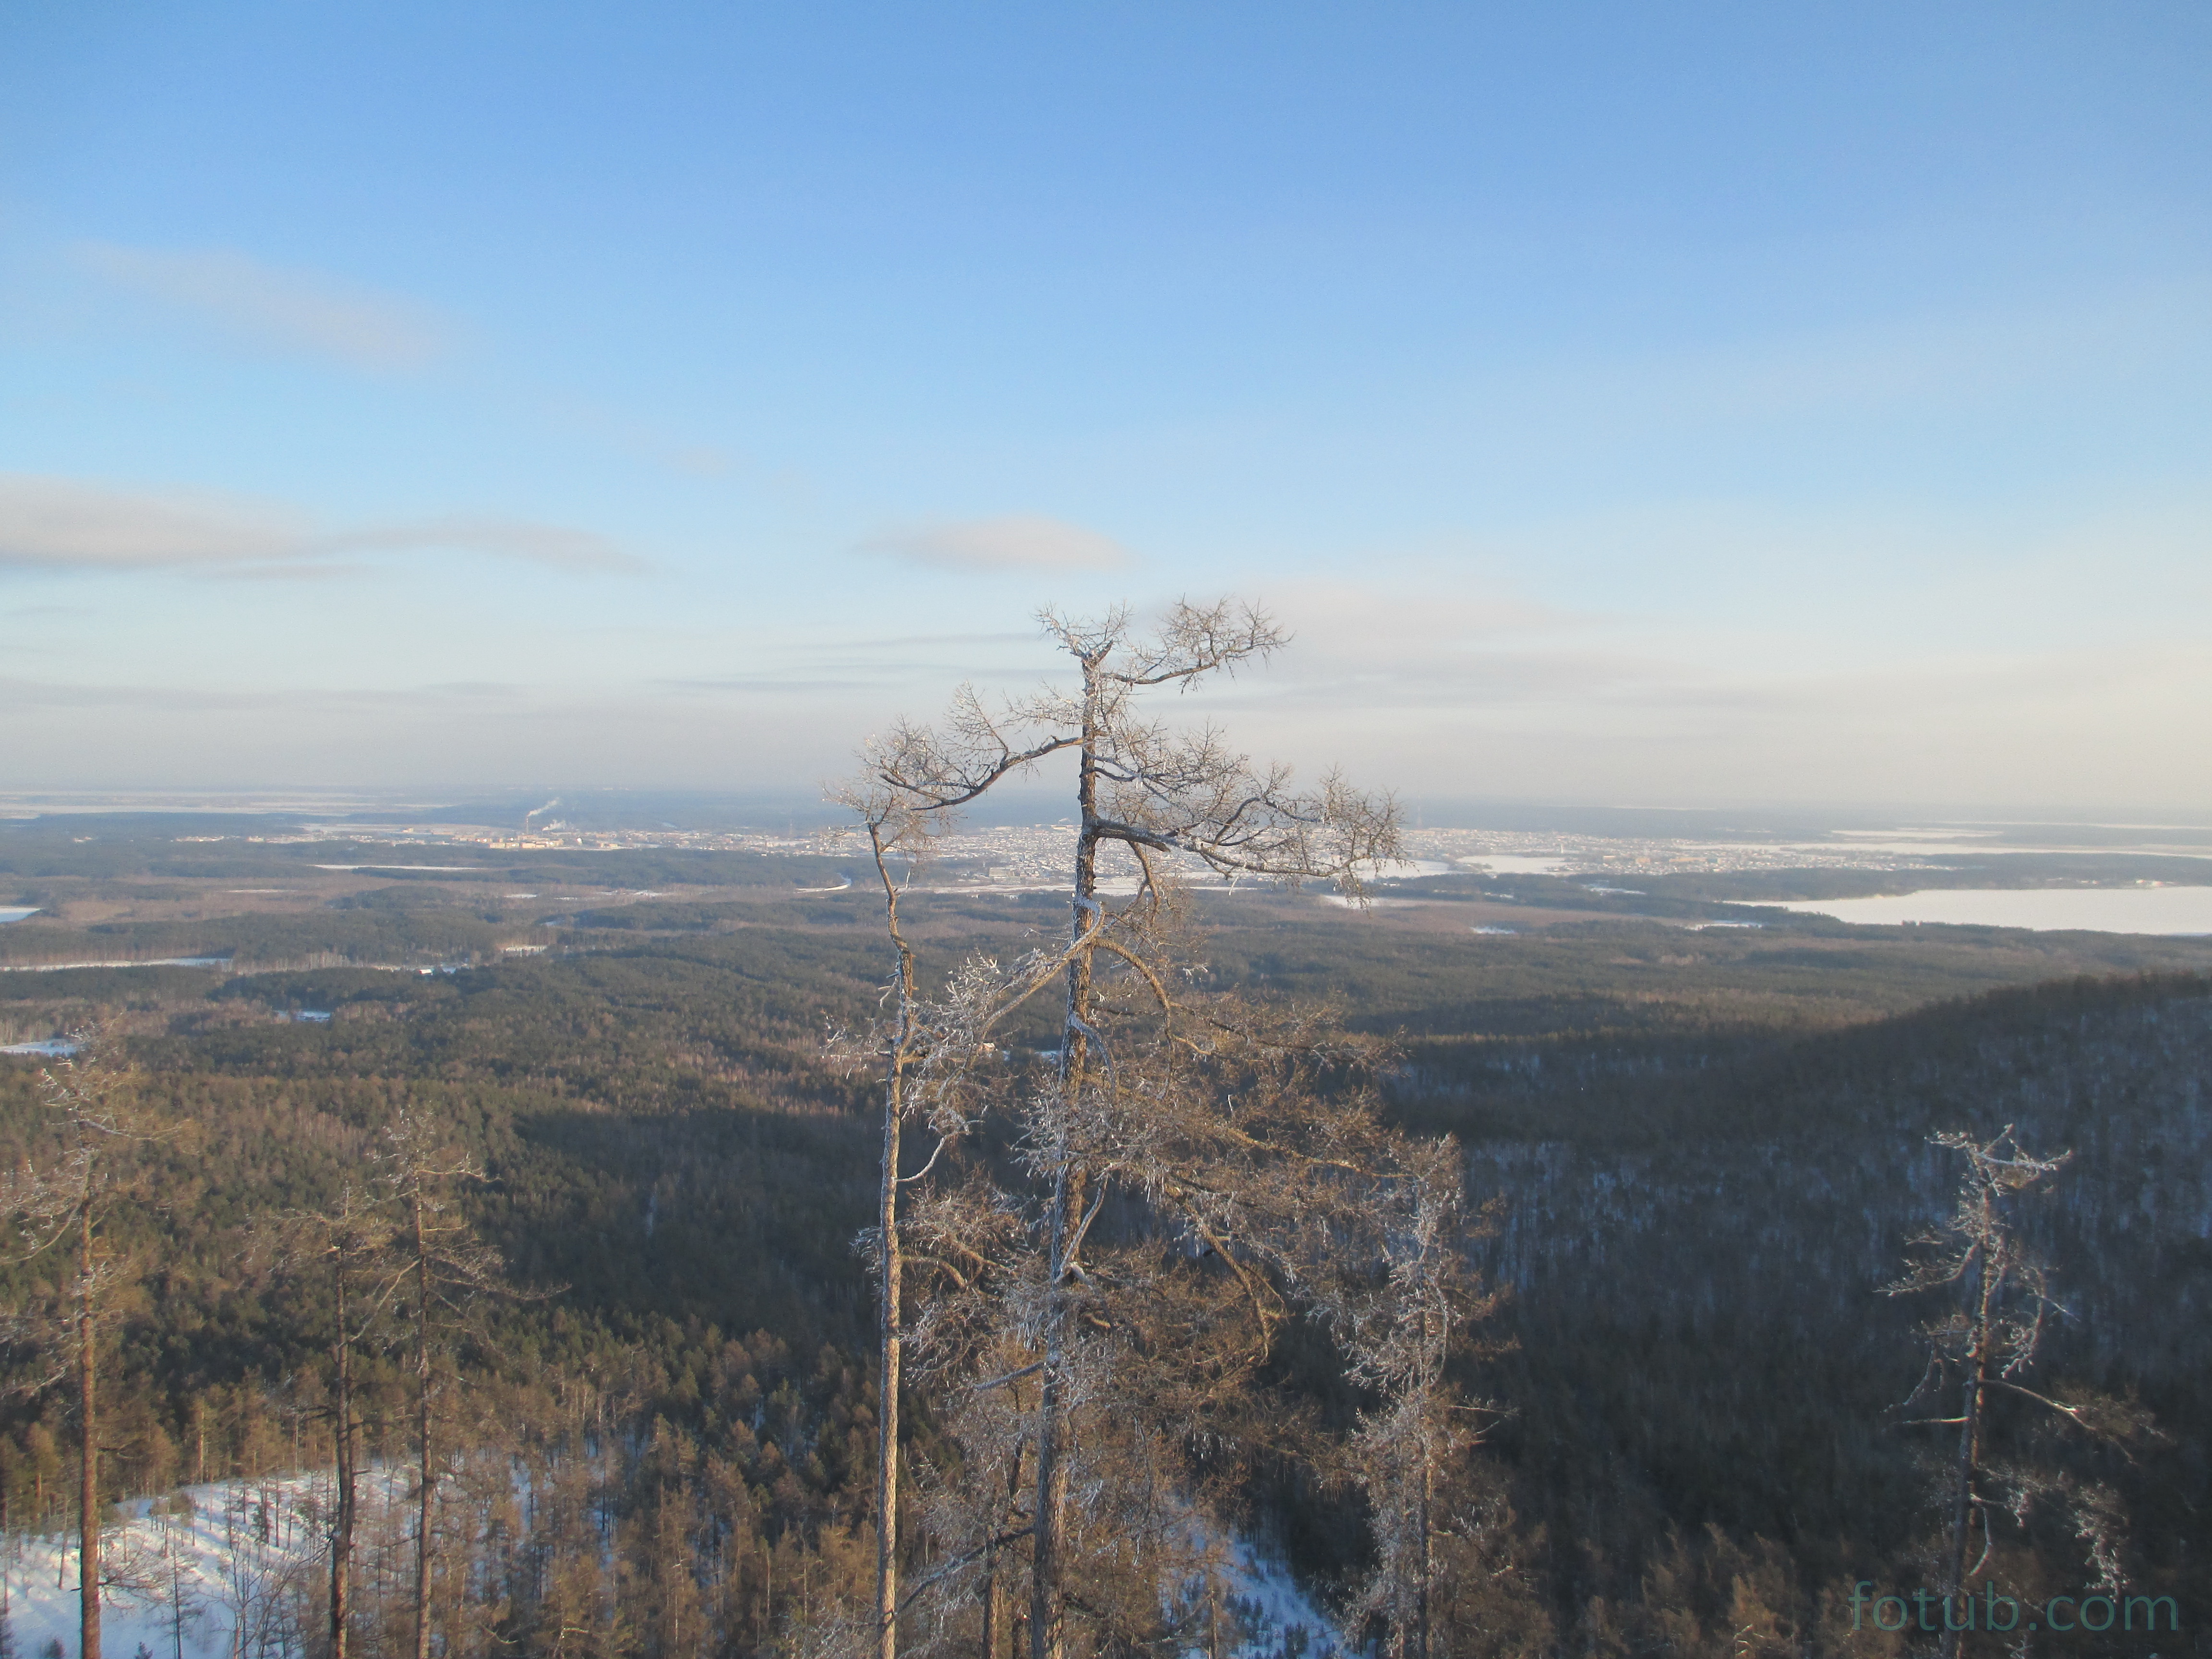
[1325, 1142, 1503, 1659]
[831, 786, 985, 1659]
[377, 1105, 507, 1659]
[1886, 1125, 2126, 1659]
[885, 968, 1452, 1659]
[279, 1182, 404, 1659]
[847, 600, 1399, 1659]
[0, 1034, 176, 1659]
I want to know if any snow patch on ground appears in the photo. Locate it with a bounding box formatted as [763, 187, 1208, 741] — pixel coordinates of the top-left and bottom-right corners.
[0, 1470, 406, 1659]
[2, 1473, 1337, 1659]
[1190, 1538, 1341, 1659]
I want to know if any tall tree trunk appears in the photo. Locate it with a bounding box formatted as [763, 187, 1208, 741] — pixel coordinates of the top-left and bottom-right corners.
[1031, 682, 1100, 1659]
[76, 1200, 99, 1659]
[876, 1049, 904, 1659]
[412, 1191, 434, 1659]
[1417, 1314, 1437, 1659]
[1940, 1248, 1991, 1659]
[869, 825, 921, 1659]
[1417, 1445, 1433, 1659]
[1027, 1174, 1073, 1659]
[331, 1259, 356, 1659]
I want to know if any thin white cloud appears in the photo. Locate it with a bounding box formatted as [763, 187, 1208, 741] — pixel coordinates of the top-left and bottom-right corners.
[5, 630, 2208, 812]
[1205, 572, 2212, 811]
[657, 676, 881, 696]
[0, 476, 307, 568]
[73, 241, 448, 371]
[0, 475, 644, 575]
[195, 563, 375, 584]
[322, 516, 642, 573]
[856, 515, 1134, 573]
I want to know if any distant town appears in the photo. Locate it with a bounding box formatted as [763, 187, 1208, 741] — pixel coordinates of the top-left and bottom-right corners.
[148, 816, 1971, 888]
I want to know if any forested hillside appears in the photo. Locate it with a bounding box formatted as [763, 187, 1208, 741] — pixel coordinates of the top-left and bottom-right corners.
[1400, 972, 2211, 1653]
[3, 865, 2209, 1658]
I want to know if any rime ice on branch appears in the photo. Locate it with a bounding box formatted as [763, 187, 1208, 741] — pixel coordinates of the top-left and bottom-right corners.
[840, 601, 1486, 1659]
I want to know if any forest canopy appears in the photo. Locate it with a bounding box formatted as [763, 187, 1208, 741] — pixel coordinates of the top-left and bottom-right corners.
[0, 816, 2207, 1659]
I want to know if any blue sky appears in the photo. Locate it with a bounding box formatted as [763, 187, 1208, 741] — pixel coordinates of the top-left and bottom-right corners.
[3, 2, 2208, 812]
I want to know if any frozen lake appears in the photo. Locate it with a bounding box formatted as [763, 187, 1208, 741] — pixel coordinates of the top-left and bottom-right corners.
[1737, 886, 2212, 935]
[0, 954, 230, 972]
[1370, 857, 1455, 878]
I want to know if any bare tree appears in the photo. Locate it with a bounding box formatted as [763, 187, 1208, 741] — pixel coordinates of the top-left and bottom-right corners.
[1886, 1125, 2148, 1658]
[150, 1502, 205, 1659]
[844, 600, 1400, 1659]
[1327, 1144, 1503, 1659]
[279, 1181, 404, 1659]
[204, 1479, 317, 1659]
[0, 1034, 177, 1659]
[885, 977, 1474, 1659]
[830, 786, 993, 1659]
[376, 1105, 507, 1659]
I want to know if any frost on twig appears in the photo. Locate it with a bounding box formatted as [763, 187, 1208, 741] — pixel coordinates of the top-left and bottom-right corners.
[831, 602, 1501, 1659]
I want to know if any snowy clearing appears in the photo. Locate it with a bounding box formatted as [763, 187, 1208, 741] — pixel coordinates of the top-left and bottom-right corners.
[1, 1470, 409, 1659]
[2, 1475, 1338, 1659]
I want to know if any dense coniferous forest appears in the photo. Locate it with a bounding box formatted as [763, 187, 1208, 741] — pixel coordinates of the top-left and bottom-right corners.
[2, 820, 2209, 1659]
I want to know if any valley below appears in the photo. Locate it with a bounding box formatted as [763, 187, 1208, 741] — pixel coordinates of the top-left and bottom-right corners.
[2, 807, 2209, 1659]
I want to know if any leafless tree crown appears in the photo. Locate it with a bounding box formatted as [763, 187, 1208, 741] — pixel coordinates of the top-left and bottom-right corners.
[835, 602, 1493, 1659]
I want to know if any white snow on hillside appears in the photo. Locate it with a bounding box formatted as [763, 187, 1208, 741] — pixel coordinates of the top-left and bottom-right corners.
[1210, 1538, 1341, 1659]
[0, 1471, 1338, 1659]
[0, 1471, 406, 1659]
